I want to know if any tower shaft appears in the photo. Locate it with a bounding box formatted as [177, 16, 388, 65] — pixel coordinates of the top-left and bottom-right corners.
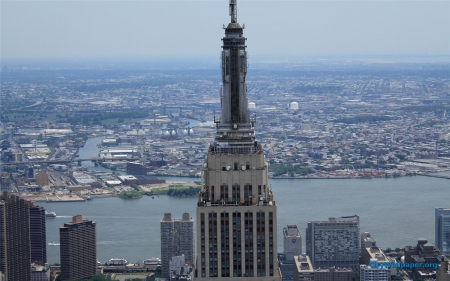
[196, 1, 280, 280]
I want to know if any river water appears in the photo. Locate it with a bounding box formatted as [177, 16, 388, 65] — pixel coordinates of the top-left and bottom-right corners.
[44, 136, 450, 264]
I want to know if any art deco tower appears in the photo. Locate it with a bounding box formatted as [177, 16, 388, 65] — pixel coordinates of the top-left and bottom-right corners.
[196, 1, 280, 280]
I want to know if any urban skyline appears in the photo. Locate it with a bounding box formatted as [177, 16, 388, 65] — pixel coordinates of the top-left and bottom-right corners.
[0, 0, 449, 279]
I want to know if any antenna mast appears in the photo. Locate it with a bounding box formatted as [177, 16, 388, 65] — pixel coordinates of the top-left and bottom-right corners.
[229, 0, 237, 23]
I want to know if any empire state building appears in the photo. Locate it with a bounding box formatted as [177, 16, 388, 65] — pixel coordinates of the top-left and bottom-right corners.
[196, 1, 281, 280]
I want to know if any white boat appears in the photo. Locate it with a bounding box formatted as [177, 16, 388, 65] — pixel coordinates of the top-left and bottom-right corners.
[48, 242, 60, 246]
[107, 258, 128, 266]
[144, 257, 161, 265]
[45, 211, 56, 218]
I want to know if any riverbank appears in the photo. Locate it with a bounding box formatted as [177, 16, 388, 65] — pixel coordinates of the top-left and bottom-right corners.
[43, 175, 450, 264]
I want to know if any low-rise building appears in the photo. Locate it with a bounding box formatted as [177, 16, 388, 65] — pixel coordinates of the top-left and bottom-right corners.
[437, 256, 450, 281]
[293, 255, 353, 281]
[169, 254, 192, 281]
[31, 263, 50, 281]
[360, 262, 390, 281]
[293, 255, 314, 281]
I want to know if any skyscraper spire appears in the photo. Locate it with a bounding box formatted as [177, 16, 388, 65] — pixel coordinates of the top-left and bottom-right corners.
[229, 0, 237, 23]
[214, 0, 256, 154]
[196, 2, 280, 280]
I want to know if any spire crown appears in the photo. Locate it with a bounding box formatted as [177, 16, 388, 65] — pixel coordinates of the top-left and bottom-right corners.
[229, 0, 237, 23]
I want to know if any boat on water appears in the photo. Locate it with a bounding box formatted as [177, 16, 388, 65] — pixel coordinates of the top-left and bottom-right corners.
[45, 211, 56, 218]
[143, 257, 161, 265]
[48, 242, 60, 246]
[86, 196, 92, 201]
[107, 258, 128, 266]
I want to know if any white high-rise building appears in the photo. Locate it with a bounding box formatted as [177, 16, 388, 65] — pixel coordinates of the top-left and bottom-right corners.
[283, 225, 302, 263]
[306, 215, 360, 274]
[195, 1, 280, 280]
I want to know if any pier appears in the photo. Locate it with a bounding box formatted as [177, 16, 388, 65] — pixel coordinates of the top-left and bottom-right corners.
[420, 173, 450, 180]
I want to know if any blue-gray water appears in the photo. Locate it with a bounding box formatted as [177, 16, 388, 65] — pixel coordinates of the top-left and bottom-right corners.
[44, 137, 450, 264]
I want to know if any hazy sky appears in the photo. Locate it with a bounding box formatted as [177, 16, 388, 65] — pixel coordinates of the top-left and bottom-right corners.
[1, 0, 449, 60]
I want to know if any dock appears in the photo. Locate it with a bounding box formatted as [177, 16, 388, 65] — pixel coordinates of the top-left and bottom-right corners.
[419, 173, 450, 180]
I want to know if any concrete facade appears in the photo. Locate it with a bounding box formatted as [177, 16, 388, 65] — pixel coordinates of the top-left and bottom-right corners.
[306, 216, 360, 274]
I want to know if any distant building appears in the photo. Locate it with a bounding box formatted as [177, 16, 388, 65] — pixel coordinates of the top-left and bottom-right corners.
[306, 215, 360, 274]
[0, 173, 12, 192]
[161, 213, 194, 278]
[127, 161, 154, 175]
[360, 146, 367, 157]
[293, 255, 314, 281]
[360, 262, 390, 281]
[169, 254, 193, 281]
[35, 172, 49, 187]
[436, 255, 450, 281]
[118, 175, 165, 185]
[436, 207, 450, 255]
[314, 267, 353, 281]
[27, 202, 47, 265]
[284, 225, 302, 262]
[293, 255, 353, 281]
[361, 246, 396, 276]
[361, 232, 376, 251]
[31, 263, 50, 281]
[0, 192, 31, 281]
[59, 215, 97, 280]
[404, 238, 441, 264]
[279, 225, 302, 280]
[28, 167, 35, 179]
[404, 238, 442, 279]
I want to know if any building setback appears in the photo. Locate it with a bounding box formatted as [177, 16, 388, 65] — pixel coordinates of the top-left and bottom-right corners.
[0, 192, 31, 281]
[161, 213, 195, 278]
[195, 1, 280, 280]
[306, 215, 360, 274]
[59, 215, 97, 280]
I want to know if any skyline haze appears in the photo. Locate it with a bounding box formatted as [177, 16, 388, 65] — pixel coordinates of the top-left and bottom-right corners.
[1, 0, 449, 61]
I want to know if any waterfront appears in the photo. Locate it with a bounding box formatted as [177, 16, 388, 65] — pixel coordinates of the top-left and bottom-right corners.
[45, 174, 449, 264]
